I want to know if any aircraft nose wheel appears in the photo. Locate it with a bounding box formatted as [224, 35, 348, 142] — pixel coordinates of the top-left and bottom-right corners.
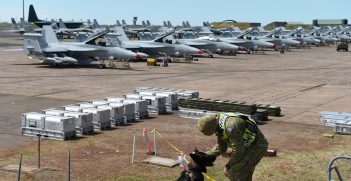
[99, 64, 106, 69]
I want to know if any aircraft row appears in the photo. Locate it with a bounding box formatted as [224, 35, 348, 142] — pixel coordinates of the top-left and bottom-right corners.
[5, 5, 351, 68]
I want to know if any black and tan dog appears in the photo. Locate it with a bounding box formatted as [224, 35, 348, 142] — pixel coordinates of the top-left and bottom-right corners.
[177, 149, 216, 181]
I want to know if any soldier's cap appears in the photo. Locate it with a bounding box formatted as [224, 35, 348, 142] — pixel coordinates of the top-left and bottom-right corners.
[198, 114, 218, 136]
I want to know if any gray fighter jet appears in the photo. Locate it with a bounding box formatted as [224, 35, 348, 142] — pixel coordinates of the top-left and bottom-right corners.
[2, 18, 41, 35]
[23, 26, 148, 68]
[106, 26, 203, 58]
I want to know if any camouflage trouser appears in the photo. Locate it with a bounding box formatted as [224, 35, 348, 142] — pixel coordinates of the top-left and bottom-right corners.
[227, 131, 268, 181]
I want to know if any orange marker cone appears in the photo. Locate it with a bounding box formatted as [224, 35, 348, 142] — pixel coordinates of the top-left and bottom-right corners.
[143, 128, 155, 155]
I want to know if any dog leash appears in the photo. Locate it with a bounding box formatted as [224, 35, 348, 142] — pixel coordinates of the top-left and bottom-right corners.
[148, 129, 217, 181]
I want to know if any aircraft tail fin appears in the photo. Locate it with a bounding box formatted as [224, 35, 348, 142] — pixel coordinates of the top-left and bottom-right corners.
[59, 19, 67, 29]
[163, 21, 167, 27]
[11, 18, 18, 30]
[23, 29, 49, 55]
[122, 20, 127, 26]
[146, 20, 151, 27]
[50, 19, 58, 29]
[142, 21, 146, 28]
[42, 25, 59, 44]
[114, 26, 129, 41]
[19, 18, 26, 29]
[186, 21, 191, 28]
[28, 4, 40, 22]
[167, 21, 172, 28]
[87, 19, 92, 28]
[93, 19, 100, 29]
[182, 22, 186, 27]
[116, 20, 122, 26]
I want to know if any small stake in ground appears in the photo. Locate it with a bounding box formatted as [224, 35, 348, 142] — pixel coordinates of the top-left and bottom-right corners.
[68, 150, 71, 181]
[37, 134, 41, 169]
[132, 130, 136, 163]
[17, 154, 22, 181]
[143, 128, 155, 155]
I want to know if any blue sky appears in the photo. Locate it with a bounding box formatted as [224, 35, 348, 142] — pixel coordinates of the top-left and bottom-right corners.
[1, 0, 350, 26]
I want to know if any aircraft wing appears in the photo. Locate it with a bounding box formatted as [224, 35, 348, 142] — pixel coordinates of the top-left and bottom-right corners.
[124, 42, 170, 49]
[183, 41, 210, 46]
[43, 45, 104, 53]
[138, 44, 170, 49]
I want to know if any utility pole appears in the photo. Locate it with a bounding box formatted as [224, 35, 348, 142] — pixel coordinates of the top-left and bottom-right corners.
[22, 0, 25, 20]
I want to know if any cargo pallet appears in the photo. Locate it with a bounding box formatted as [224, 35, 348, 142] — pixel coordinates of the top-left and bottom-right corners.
[125, 115, 136, 123]
[148, 107, 167, 115]
[77, 126, 94, 135]
[136, 111, 149, 119]
[94, 122, 111, 130]
[111, 118, 125, 126]
[22, 128, 76, 141]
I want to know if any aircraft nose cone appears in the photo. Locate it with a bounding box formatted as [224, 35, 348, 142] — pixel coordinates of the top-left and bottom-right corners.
[136, 52, 148, 59]
[198, 50, 204, 54]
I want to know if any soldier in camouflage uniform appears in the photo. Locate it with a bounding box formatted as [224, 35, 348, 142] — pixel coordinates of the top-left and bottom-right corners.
[198, 113, 268, 181]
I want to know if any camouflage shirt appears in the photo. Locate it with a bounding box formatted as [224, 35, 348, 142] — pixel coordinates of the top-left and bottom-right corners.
[206, 116, 249, 169]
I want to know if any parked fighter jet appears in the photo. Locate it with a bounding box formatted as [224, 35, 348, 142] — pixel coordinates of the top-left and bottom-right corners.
[2, 18, 41, 35]
[23, 26, 148, 68]
[107, 26, 203, 58]
[54, 19, 93, 37]
[28, 4, 82, 28]
[2, 18, 27, 35]
[180, 26, 239, 55]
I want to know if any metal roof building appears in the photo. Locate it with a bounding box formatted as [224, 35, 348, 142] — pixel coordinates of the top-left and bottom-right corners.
[312, 19, 348, 27]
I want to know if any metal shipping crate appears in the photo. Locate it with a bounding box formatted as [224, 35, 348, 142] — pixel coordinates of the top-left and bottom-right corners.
[62, 105, 84, 112]
[104, 97, 125, 103]
[42, 109, 69, 116]
[123, 99, 149, 119]
[63, 112, 94, 135]
[21, 113, 76, 140]
[141, 95, 167, 115]
[82, 108, 111, 130]
[109, 102, 135, 123]
[155, 92, 178, 110]
[97, 105, 124, 126]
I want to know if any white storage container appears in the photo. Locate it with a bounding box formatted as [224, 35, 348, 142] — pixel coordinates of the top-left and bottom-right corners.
[109, 102, 135, 123]
[142, 95, 167, 115]
[21, 112, 76, 140]
[77, 102, 97, 108]
[155, 92, 178, 110]
[124, 99, 149, 119]
[42, 109, 69, 116]
[82, 108, 111, 130]
[97, 105, 124, 126]
[123, 93, 143, 100]
[62, 105, 84, 112]
[90, 100, 111, 106]
[63, 112, 94, 134]
[105, 97, 125, 103]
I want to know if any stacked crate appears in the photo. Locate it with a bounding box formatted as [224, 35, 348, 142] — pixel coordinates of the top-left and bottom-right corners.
[89, 99, 125, 125]
[124, 94, 167, 115]
[108, 102, 135, 123]
[42, 108, 94, 135]
[62, 105, 111, 130]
